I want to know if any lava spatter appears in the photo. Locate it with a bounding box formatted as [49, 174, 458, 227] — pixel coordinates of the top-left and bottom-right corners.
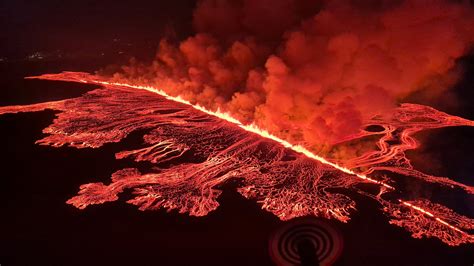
[1, 72, 473, 246]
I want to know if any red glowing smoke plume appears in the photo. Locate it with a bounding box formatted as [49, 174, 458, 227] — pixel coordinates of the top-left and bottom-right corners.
[104, 0, 474, 150]
[2, 0, 474, 247]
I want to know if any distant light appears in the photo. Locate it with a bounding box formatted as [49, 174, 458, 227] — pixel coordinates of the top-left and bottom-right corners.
[27, 52, 44, 60]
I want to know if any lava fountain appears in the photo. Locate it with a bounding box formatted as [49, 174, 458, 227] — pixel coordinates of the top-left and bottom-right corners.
[0, 71, 472, 246]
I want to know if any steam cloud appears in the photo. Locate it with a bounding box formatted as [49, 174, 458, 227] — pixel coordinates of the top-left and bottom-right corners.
[104, 0, 474, 151]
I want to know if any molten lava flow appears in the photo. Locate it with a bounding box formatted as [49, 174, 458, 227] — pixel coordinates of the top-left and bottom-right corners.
[1, 71, 473, 246]
[384, 200, 474, 246]
[91, 79, 395, 190]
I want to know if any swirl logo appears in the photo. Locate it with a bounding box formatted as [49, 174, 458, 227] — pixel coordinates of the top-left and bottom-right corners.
[269, 218, 344, 266]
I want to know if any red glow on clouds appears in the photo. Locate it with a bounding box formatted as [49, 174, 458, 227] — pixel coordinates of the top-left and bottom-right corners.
[103, 0, 474, 150]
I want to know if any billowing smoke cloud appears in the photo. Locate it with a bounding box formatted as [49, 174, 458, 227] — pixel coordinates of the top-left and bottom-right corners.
[104, 0, 474, 151]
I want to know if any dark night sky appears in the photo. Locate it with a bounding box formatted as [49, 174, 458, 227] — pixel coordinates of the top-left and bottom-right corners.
[2, 0, 474, 58]
[1, 1, 196, 57]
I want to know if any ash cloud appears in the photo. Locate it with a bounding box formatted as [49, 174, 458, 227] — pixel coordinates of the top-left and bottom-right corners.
[104, 0, 474, 150]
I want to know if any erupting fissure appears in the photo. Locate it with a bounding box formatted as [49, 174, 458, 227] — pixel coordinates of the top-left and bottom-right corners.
[82, 76, 474, 243]
[1, 72, 473, 246]
[90, 79, 395, 190]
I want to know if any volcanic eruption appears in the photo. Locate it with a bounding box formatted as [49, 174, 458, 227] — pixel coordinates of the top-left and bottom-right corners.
[1, 0, 474, 248]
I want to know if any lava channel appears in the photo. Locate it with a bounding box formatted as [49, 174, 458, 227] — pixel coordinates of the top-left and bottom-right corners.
[1, 71, 473, 246]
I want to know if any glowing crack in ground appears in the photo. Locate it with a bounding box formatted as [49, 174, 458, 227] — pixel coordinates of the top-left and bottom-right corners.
[1, 72, 473, 246]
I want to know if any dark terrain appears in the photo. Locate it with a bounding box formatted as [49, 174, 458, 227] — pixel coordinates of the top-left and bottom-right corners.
[0, 58, 473, 266]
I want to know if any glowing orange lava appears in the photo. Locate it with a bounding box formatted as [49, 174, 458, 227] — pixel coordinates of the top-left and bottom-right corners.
[91, 79, 395, 190]
[1, 71, 473, 246]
